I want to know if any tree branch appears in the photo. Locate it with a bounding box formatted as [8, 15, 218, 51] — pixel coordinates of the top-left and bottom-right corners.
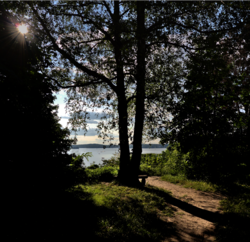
[43, 73, 104, 89]
[103, 1, 114, 21]
[28, 3, 118, 93]
[126, 95, 136, 104]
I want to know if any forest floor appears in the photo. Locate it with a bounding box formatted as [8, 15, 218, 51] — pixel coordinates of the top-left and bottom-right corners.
[145, 176, 227, 242]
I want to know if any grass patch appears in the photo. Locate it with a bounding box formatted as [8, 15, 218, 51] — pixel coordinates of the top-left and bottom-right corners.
[71, 182, 176, 241]
[75, 149, 250, 241]
[160, 174, 217, 193]
[176, 212, 185, 216]
[213, 183, 250, 242]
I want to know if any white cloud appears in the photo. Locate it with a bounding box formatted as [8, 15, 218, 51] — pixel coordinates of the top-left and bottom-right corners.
[70, 135, 119, 145]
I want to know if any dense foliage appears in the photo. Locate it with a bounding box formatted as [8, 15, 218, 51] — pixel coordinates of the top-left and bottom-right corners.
[6, 1, 244, 186]
[0, 8, 83, 195]
[2, 1, 250, 189]
[160, 30, 250, 187]
[82, 144, 187, 183]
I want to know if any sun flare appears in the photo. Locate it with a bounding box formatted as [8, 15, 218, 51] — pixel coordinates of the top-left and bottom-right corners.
[18, 24, 28, 34]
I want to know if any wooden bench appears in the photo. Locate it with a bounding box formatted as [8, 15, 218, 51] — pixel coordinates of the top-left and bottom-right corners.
[138, 175, 148, 186]
[114, 174, 148, 186]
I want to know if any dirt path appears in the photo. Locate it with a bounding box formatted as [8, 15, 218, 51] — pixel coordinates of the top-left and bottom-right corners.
[146, 176, 227, 242]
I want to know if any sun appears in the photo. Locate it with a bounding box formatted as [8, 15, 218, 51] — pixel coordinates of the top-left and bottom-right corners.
[18, 24, 28, 34]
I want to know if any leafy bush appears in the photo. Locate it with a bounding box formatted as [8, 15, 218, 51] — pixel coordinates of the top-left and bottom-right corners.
[139, 143, 189, 177]
[214, 183, 250, 242]
[100, 152, 120, 168]
[84, 145, 190, 184]
[65, 152, 92, 187]
[85, 166, 118, 183]
[88, 164, 100, 170]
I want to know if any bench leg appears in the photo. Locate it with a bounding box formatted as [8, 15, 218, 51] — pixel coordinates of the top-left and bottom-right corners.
[141, 178, 145, 186]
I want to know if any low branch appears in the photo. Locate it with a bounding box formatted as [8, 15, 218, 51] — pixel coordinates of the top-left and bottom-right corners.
[43, 73, 104, 89]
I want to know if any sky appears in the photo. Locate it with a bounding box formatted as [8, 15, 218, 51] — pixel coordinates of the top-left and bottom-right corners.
[53, 90, 116, 145]
[53, 90, 161, 145]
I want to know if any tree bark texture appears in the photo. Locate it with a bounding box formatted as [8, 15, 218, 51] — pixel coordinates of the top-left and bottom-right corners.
[114, 1, 131, 186]
[130, 1, 146, 185]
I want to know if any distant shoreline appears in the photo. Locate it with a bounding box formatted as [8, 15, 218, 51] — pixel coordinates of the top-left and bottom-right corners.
[71, 143, 168, 149]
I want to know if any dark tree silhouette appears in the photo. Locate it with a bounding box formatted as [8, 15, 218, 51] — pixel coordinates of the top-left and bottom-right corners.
[0, 8, 80, 197]
[4, 1, 250, 187]
[160, 18, 250, 187]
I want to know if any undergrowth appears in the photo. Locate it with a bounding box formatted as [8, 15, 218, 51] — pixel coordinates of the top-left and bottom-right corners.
[70, 145, 250, 242]
[160, 174, 217, 192]
[69, 183, 175, 241]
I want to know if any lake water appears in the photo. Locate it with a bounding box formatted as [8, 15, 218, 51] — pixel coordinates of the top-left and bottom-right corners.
[67, 148, 166, 167]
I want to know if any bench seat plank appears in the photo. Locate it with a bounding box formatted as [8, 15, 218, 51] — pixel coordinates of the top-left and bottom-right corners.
[113, 174, 148, 186]
[138, 175, 148, 178]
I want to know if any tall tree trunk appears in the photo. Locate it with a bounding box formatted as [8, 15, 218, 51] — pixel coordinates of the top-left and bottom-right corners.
[114, 1, 131, 186]
[117, 94, 131, 185]
[131, 1, 146, 185]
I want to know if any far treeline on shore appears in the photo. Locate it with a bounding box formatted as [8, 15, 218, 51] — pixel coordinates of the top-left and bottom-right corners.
[71, 144, 169, 149]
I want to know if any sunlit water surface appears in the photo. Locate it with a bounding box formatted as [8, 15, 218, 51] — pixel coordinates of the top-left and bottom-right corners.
[67, 148, 166, 167]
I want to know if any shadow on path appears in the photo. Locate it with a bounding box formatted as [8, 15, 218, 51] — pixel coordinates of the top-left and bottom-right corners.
[143, 185, 223, 223]
[142, 184, 250, 242]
